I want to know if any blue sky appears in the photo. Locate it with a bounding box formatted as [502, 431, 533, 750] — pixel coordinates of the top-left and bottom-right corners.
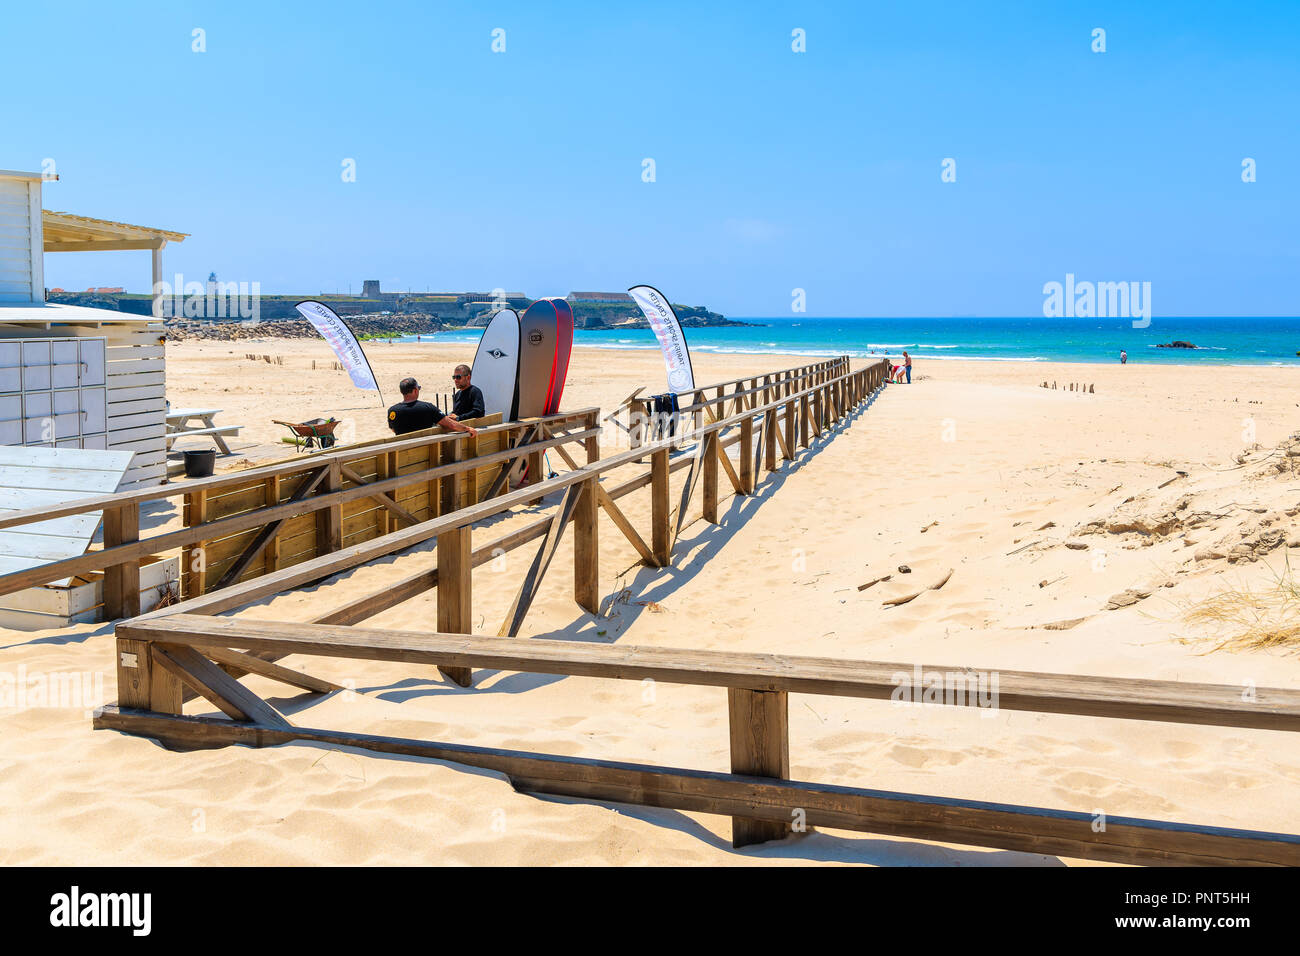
[3, 1, 1297, 316]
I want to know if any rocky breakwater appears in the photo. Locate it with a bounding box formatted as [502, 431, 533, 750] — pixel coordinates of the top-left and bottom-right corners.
[165, 313, 447, 342]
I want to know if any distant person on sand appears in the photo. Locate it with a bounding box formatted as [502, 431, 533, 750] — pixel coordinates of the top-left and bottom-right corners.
[903, 350, 912, 383]
[448, 364, 485, 421]
[387, 377, 478, 437]
[1120, 350, 1127, 364]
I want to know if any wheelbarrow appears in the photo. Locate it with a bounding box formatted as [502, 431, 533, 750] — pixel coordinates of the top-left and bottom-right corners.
[274, 418, 341, 452]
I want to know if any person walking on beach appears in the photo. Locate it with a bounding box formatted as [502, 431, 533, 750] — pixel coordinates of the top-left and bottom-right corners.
[387, 377, 478, 437]
[1120, 350, 1127, 364]
[448, 364, 485, 420]
[903, 350, 912, 383]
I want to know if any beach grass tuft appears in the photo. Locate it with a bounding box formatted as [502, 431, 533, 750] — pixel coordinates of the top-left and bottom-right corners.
[1180, 556, 1300, 654]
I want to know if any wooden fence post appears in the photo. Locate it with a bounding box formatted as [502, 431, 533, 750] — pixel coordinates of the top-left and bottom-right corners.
[317, 460, 343, 554]
[799, 394, 810, 448]
[739, 416, 754, 494]
[116, 637, 181, 714]
[585, 410, 600, 464]
[783, 399, 796, 461]
[441, 435, 464, 513]
[651, 447, 671, 566]
[436, 525, 473, 687]
[702, 430, 719, 524]
[728, 688, 791, 848]
[574, 477, 599, 614]
[103, 502, 141, 619]
[764, 408, 777, 472]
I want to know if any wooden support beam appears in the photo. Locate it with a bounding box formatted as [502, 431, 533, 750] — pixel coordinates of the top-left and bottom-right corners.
[437, 526, 473, 686]
[340, 462, 421, 528]
[651, 447, 671, 566]
[152, 644, 289, 726]
[103, 501, 141, 619]
[674, 447, 703, 542]
[214, 465, 330, 591]
[574, 478, 599, 615]
[537, 433, 659, 568]
[202, 646, 342, 694]
[499, 483, 583, 638]
[702, 430, 719, 524]
[94, 706, 1300, 867]
[484, 424, 539, 500]
[728, 688, 791, 847]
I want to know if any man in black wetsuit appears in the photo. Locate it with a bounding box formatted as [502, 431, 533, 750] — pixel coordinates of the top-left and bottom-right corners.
[387, 377, 478, 437]
[449, 364, 485, 421]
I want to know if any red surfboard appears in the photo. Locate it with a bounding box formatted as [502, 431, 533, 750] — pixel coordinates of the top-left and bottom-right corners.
[516, 299, 558, 420]
[545, 298, 574, 414]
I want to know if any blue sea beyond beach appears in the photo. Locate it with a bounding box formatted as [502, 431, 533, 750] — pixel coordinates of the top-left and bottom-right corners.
[400, 316, 1300, 367]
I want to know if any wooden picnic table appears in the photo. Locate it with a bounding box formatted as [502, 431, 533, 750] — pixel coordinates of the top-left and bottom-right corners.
[165, 408, 241, 456]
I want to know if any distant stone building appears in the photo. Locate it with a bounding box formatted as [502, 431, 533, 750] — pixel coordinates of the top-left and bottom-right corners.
[569, 291, 633, 304]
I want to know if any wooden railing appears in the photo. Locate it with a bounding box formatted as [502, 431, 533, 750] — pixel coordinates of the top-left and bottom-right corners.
[0, 407, 602, 616]
[100, 613, 1300, 864]
[127, 359, 892, 668]
[0, 355, 864, 620]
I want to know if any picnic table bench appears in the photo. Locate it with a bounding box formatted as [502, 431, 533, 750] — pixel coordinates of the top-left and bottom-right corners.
[165, 408, 242, 455]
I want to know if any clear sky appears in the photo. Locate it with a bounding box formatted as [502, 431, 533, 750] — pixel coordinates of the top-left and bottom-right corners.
[3, 1, 1296, 316]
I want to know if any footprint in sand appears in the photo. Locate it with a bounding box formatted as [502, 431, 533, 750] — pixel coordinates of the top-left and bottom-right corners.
[888, 743, 967, 769]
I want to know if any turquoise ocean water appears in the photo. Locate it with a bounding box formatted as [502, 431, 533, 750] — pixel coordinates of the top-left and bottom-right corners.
[392, 316, 1300, 366]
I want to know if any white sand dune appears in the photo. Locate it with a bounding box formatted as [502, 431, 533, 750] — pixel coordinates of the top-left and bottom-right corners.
[2, 341, 1298, 865]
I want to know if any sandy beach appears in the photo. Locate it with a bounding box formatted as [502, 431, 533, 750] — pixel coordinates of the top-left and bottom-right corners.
[3, 339, 1299, 865]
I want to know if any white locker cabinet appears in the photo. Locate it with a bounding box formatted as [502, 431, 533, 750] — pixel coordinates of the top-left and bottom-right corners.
[0, 342, 20, 392]
[23, 389, 52, 442]
[79, 387, 106, 434]
[79, 339, 106, 386]
[22, 339, 51, 391]
[1, 336, 112, 451]
[53, 390, 80, 439]
[51, 340, 80, 388]
[0, 394, 20, 445]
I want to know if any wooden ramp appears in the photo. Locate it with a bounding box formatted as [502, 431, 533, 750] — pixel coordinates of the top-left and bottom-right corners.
[0, 446, 133, 586]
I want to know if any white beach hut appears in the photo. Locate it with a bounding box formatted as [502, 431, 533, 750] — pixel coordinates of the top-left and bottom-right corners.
[0, 168, 185, 489]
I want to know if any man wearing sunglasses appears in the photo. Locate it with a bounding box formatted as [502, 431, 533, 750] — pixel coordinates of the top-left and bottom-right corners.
[448, 364, 485, 421]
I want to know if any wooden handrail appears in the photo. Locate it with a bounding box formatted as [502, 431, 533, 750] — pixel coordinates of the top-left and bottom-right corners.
[120, 614, 1300, 732]
[0, 406, 600, 532]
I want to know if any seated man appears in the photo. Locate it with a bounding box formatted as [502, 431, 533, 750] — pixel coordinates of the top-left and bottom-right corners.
[448, 364, 485, 420]
[387, 377, 478, 437]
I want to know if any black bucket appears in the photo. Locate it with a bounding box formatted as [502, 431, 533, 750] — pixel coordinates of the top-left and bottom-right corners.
[183, 449, 216, 478]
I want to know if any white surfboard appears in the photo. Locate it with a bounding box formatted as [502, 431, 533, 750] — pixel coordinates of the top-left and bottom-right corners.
[472, 308, 521, 420]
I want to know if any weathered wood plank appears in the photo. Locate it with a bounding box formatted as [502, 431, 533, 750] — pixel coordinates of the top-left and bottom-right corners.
[152, 643, 289, 727]
[92, 706, 1300, 866]
[119, 615, 1300, 733]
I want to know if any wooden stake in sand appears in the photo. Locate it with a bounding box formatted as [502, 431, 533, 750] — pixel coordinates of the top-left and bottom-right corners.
[882, 567, 954, 607]
[857, 574, 892, 592]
